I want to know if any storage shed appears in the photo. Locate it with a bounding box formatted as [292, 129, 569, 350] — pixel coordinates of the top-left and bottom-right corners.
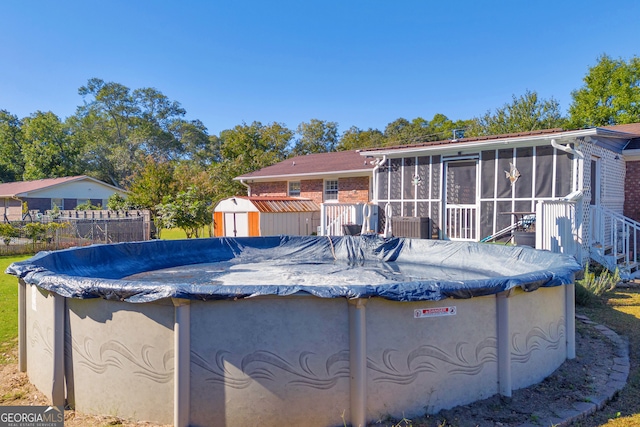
[213, 196, 321, 237]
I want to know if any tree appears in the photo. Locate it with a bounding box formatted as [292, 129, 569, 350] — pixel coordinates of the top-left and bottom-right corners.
[569, 54, 640, 128]
[469, 90, 566, 136]
[0, 223, 19, 246]
[126, 156, 176, 236]
[21, 111, 81, 180]
[107, 193, 140, 211]
[291, 119, 338, 155]
[337, 126, 385, 151]
[156, 187, 212, 238]
[427, 113, 473, 141]
[0, 110, 25, 182]
[69, 78, 207, 187]
[211, 121, 293, 199]
[381, 114, 472, 146]
[168, 119, 215, 166]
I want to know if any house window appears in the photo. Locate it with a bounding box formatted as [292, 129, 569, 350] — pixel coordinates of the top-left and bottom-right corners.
[324, 180, 338, 201]
[288, 181, 301, 197]
[76, 199, 89, 208]
[51, 198, 64, 210]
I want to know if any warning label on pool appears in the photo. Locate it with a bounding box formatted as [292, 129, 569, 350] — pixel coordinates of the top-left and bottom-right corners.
[414, 306, 456, 318]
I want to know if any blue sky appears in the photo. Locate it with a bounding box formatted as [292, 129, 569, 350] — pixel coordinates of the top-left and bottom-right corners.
[1, 1, 639, 136]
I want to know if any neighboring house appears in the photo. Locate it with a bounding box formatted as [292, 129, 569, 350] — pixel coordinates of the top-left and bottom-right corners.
[236, 123, 640, 278]
[213, 196, 320, 237]
[0, 175, 128, 221]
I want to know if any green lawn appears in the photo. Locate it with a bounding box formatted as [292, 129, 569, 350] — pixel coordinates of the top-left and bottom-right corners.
[575, 287, 640, 426]
[0, 254, 32, 362]
[159, 227, 212, 240]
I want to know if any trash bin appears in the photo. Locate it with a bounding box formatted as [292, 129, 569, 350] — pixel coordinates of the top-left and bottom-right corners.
[342, 224, 361, 236]
[514, 231, 535, 247]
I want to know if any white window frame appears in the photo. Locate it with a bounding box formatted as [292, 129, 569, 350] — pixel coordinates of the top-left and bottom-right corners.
[288, 181, 301, 197]
[51, 198, 64, 210]
[324, 179, 339, 202]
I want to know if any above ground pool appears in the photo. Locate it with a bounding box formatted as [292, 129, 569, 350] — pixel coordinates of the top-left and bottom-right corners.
[7, 235, 582, 427]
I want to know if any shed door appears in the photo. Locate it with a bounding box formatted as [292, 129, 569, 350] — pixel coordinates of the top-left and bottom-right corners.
[224, 212, 249, 237]
[444, 160, 478, 240]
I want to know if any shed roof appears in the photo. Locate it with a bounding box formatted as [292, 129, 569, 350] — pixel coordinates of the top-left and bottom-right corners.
[0, 175, 125, 198]
[220, 196, 320, 213]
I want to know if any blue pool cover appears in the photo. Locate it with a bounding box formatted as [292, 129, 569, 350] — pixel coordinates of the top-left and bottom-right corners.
[6, 235, 582, 303]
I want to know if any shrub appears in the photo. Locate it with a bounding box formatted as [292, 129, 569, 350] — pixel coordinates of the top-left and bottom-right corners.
[0, 223, 19, 246]
[575, 263, 620, 306]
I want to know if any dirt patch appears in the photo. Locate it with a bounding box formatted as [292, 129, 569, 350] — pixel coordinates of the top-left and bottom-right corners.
[0, 316, 619, 427]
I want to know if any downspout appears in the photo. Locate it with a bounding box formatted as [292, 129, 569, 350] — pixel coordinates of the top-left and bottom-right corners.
[371, 156, 387, 234]
[371, 155, 387, 204]
[550, 138, 584, 159]
[239, 179, 251, 196]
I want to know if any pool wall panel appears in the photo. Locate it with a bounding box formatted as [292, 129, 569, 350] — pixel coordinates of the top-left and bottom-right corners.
[509, 286, 567, 390]
[365, 297, 498, 418]
[25, 283, 56, 401]
[189, 296, 351, 427]
[65, 298, 175, 424]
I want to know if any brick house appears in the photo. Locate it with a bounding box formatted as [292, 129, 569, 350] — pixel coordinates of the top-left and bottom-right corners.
[235, 150, 374, 205]
[0, 175, 128, 221]
[621, 124, 640, 222]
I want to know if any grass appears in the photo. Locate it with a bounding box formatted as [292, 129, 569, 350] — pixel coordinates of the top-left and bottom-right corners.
[0, 254, 32, 363]
[573, 286, 640, 427]
[158, 227, 212, 240]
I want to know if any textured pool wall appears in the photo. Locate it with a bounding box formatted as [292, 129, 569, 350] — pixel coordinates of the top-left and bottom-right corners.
[19, 279, 572, 427]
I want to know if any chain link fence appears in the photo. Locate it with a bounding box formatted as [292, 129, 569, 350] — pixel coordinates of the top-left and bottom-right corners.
[0, 210, 153, 256]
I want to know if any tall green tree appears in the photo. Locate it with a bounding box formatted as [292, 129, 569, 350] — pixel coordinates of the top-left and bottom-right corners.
[469, 90, 565, 136]
[337, 126, 385, 150]
[291, 119, 339, 155]
[21, 111, 81, 180]
[69, 78, 208, 187]
[382, 114, 472, 145]
[0, 110, 24, 182]
[211, 121, 293, 199]
[126, 156, 176, 235]
[569, 54, 640, 127]
[427, 113, 473, 141]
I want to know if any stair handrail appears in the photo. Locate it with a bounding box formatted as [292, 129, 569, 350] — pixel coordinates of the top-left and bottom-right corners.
[591, 205, 640, 273]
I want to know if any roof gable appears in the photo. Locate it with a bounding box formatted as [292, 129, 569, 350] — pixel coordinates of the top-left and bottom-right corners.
[236, 150, 374, 180]
[0, 176, 126, 198]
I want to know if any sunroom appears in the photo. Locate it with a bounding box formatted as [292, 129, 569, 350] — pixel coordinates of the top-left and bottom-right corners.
[366, 132, 578, 243]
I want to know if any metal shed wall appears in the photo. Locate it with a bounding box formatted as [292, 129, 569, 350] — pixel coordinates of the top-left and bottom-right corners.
[260, 212, 320, 236]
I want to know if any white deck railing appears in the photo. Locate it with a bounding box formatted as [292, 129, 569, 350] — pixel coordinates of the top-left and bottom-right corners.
[445, 205, 477, 240]
[320, 203, 365, 236]
[535, 200, 581, 260]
